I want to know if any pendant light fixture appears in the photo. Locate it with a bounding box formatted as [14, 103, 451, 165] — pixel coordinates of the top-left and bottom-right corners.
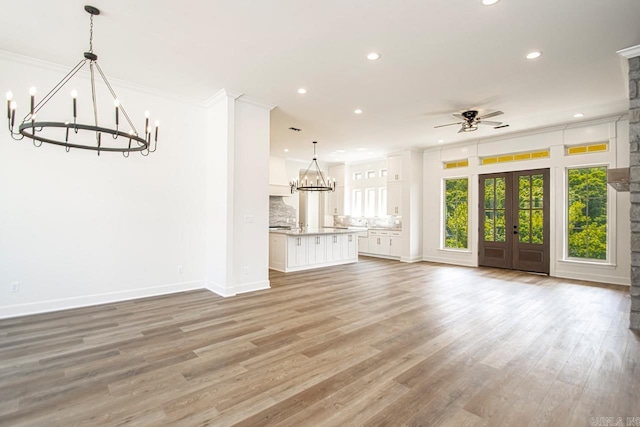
[5, 5, 159, 157]
[290, 141, 336, 193]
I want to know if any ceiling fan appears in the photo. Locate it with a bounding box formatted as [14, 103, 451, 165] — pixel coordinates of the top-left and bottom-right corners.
[435, 110, 504, 133]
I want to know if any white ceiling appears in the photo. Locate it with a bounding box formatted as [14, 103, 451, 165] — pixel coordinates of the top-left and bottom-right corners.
[1, 1, 639, 163]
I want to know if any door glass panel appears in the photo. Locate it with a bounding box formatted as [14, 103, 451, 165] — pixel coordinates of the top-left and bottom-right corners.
[484, 210, 494, 241]
[485, 179, 495, 209]
[496, 178, 506, 209]
[532, 174, 544, 208]
[519, 176, 530, 209]
[531, 210, 543, 244]
[495, 210, 506, 242]
[519, 210, 531, 243]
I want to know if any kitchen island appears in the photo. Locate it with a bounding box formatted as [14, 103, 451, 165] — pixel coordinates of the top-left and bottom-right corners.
[269, 229, 358, 272]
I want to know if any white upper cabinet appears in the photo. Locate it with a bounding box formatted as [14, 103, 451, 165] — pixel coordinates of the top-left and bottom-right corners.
[387, 156, 402, 182]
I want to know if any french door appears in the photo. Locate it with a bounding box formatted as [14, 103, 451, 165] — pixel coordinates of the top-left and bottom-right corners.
[478, 169, 550, 274]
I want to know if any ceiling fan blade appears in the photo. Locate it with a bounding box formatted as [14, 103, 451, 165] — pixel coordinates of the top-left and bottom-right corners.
[478, 110, 503, 120]
[478, 120, 503, 126]
[434, 122, 464, 128]
[457, 127, 468, 133]
[452, 113, 466, 120]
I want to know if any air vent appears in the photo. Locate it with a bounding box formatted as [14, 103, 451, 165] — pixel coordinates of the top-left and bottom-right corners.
[288, 127, 301, 132]
[494, 124, 510, 129]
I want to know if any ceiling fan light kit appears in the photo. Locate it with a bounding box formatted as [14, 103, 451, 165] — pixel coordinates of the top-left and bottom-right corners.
[5, 5, 159, 157]
[434, 109, 504, 133]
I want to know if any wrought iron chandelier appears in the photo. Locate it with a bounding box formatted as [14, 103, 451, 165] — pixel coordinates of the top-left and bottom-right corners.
[5, 5, 159, 157]
[290, 141, 336, 193]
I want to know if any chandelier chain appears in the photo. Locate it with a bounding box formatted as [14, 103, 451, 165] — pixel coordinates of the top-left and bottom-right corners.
[89, 13, 94, 53]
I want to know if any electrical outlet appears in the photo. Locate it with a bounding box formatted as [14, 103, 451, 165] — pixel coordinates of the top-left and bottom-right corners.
[243, 266, 249, 275]
[177, 265, 184, 275]
[10, 282, 20, 293]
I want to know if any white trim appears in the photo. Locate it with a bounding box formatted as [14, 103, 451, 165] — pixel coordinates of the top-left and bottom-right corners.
[617, 45, 640, 59]
[422, 255, 476, 267]
[203, 89, 243, 108]
[236, 95, 277, 111]
[0, 49, 202, 106]
[269, 258, 358, 273]
[0, 281, 205, 319]
[205, 280, 236, 297]
[400, 255, 423, 263]
[554, 270, 630, 286]
[235, 280, 271, 294]
[558, 259, 617, 268]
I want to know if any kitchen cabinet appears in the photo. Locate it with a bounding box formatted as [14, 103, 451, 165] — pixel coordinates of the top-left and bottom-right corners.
[387, 181, 402, 216]
[326, 234, 342, 262]
[287, 235, 308, 268]
[387, 155, 402, 181]
[362, 230, 402, 259]
[270, 230, 358, 272]
[327, 186, 345, 215]
[341, 233, 358, 260]
[308, 235, 327, 264]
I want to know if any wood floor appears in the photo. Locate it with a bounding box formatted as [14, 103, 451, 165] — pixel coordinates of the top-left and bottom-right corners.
[0, 257, 638, 426]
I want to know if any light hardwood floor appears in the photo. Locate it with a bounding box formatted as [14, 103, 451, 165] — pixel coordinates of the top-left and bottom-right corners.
[0, 257, 638, 426]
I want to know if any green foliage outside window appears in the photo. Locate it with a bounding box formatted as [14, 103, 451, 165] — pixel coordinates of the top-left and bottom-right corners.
[445, 178, 468, 248]
[568, 166, 607, 260]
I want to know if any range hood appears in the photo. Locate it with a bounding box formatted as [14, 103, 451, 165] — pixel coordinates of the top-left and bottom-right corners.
[270, 156, 291, 196]
[607, 168, 630, 192]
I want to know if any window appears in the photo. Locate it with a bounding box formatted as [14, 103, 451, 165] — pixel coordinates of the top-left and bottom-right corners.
[365, 188, 377, 217]
[353, 172, 363, 180]
[567, 166, 607, 260]
[380, 169, 387, 177]
[444, 178, 468, 249]
[379, 187, 387, 215]
[352, 189, 363, 217]
[367, 170, 376, 179]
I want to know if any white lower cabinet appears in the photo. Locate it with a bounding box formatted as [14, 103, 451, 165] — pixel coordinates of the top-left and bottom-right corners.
[326, 234, 342, 262]
[362, 230, 402, 259]
[308, 235, 327, 264]
[271, 232, 358, 272]
[287, 235, 308, 268]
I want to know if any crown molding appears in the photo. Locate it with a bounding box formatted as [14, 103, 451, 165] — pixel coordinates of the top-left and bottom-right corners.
[0, 49, 203, 107]
[423, 114, 629, 153]
[203, 89, 243, 108]
[236, 95, 276, 111]
[617, 45, 640, 59]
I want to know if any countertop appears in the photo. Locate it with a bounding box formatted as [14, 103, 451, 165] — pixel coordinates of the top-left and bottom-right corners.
[269, 228, 360, 236]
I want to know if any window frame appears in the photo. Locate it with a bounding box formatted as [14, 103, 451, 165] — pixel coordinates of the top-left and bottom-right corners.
[352, 189, 363, 217]
[353, 172, 363, 181]
[442, 176, 469, 250]
[365, 188, 377, 217]
[564, 164, 612, 264]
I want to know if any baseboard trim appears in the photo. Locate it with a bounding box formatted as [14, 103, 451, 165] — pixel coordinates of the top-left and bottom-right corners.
[205, 281, 236, 297]
[235, 280, 270, 294]
[0, 280, 205, 319]
[422, 255, 477, 267]
[554, 270, 630, 286]
[400, 256, 423, 263]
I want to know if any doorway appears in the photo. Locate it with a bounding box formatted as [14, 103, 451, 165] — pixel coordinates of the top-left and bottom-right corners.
[479, 168, 550, 274]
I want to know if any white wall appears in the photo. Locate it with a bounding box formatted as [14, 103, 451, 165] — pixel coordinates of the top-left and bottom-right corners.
[232, 98, 271, 292]
[0, 52, 208, 317]
[423, 117, 630, 285]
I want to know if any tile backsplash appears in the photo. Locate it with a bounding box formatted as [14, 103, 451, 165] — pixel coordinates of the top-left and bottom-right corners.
[269, 196, 297, 226]
[334, 215, 401, 230]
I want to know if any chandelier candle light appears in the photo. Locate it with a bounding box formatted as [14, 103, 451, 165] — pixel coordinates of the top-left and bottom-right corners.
[5, 5, 159, 157]
[290, 141, 336, 193]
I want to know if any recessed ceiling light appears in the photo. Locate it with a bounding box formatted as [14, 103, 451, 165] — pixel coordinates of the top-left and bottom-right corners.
[284, 148, 289, 152]
[526, 51, 542, 60]
[482, 0, 500, 5]
[573, 113, 584, 118]
[354, 109, 363, 114]
[297, 88, 307, 94]
[367, 52, 381, 61]
[438, 139, 444, 143]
